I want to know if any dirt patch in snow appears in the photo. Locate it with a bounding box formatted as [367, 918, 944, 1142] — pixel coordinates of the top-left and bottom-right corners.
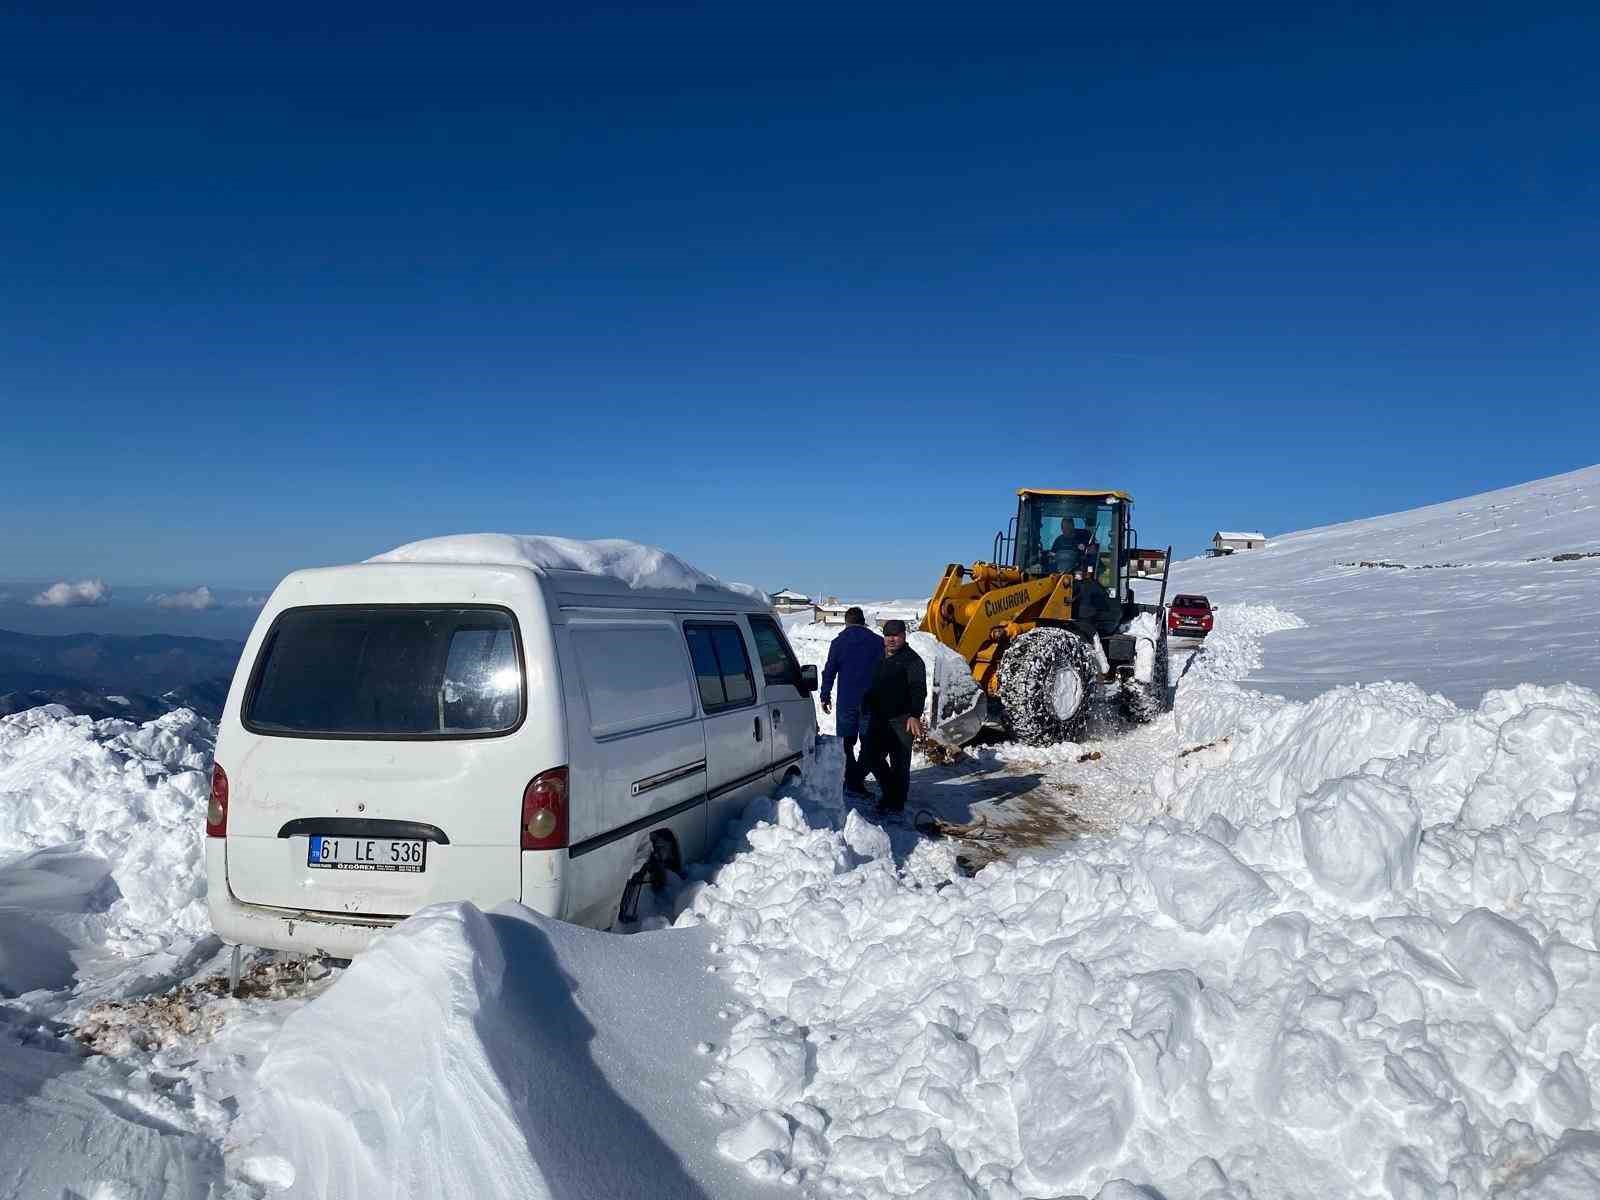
[916, 782, 1090, 870]
[75, 958, 339, 1056]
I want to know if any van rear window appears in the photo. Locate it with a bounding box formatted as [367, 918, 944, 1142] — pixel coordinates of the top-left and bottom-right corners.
[245, 606, 523, 738]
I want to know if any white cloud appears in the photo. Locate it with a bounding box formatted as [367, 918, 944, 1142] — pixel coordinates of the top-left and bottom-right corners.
[31, 579, 112, 608]
[149, 585, 218, 611]
[229, 594, 269, 609]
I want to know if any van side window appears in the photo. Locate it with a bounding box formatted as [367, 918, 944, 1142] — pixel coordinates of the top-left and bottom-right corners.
[683, 622, 757, 713]
[572, 625, 696, 737]
[746, 614, 803, 688]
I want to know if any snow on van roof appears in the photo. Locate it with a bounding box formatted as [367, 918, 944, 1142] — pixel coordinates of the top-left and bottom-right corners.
[367, 533, 768, 601]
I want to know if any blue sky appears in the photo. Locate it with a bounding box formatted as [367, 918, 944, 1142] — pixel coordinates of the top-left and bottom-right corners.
[3, 3, 1598, 623]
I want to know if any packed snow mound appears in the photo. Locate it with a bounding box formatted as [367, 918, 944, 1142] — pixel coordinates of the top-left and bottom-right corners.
[676, 608, 1600, 1198]
[0, 705, 214, 958]
[367, 532, 765, 599]
[1165, 676, 1600, 836]
[233, 902, 741, 1200]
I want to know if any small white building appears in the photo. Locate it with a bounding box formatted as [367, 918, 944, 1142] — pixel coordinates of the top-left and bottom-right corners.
[770, 588, 813, 610]
[1212, 531, 1267, 555]
[813, 603, 851, 625]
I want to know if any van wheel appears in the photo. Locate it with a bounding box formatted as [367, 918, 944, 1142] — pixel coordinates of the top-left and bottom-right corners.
[648, 829, 682, 879]
[616, 831, 682, 925]
[781, 767, 802, 790]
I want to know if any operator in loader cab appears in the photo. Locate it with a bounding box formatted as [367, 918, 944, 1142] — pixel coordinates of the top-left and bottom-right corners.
[1051, 523, 1096, 575]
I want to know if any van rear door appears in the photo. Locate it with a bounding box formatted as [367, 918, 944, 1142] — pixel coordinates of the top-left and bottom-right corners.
[224, 605, 532, 917]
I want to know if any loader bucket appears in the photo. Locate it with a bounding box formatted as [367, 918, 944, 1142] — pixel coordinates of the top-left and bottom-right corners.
[927, 686, 988, 749]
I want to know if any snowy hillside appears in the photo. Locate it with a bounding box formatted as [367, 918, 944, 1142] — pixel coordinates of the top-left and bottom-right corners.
[3, 471, 1600, 1198]
[1214, 465, 1599, 566]
[1171, 464, 1600, 704]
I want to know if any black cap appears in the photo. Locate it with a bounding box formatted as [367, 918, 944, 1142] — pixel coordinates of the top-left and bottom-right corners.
[881, 619, 907, 636]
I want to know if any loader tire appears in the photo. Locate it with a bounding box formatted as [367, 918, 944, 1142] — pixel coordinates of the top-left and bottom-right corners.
[996, 628, 1097, 746]
[1122, 624, 1172, 723]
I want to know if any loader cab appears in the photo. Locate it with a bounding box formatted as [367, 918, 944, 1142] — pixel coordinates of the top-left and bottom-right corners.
[1010, 489, 1132, 594]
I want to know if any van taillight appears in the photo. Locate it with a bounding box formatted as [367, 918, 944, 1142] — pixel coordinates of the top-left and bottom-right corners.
[522, 767, 569, 851]
[206, 764, 229, 838]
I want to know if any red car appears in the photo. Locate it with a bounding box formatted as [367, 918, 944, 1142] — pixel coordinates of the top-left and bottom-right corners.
[1167, 594, 1213, 638]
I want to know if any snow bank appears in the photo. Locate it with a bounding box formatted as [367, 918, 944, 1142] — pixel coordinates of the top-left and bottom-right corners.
[0, 705, 214, 959]
[237, 904, 560, 1198]
[232, 902, 752, 1200]
[678, 603, 1600, 1199]
[367, 532, 766, 600]
[1178, 603, 1305, 689]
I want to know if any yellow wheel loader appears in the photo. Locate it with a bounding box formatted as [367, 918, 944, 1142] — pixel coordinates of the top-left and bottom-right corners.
[923, 489, 1173, 746]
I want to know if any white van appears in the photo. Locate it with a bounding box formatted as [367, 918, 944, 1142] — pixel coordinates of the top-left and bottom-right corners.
[205, 542, 818, 956]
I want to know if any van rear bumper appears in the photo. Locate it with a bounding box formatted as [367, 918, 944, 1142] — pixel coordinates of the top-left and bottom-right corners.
[206, 840, 571, 955]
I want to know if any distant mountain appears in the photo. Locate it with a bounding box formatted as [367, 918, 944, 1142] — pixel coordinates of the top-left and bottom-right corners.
[0, 629, 242, 720]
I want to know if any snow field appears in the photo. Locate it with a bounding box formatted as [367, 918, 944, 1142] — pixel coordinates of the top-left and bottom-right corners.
[1205, 465, 1600, 568]
[677, 602, 1600, 1198]
[1169, 464, 1600, 704]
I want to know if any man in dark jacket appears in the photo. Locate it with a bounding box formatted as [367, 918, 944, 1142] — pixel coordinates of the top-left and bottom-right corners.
[860, 619, 926, 812]
[820, 607, 885, 796]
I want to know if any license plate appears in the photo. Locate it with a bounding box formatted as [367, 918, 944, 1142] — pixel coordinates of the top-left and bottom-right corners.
[307, 835, 427, 873]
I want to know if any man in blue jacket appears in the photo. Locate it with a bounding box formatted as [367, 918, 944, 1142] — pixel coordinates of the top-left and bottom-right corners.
[820, 607, 884, 797]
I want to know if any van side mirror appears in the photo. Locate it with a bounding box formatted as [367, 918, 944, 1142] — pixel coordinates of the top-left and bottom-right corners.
[799, 664, 819, 694]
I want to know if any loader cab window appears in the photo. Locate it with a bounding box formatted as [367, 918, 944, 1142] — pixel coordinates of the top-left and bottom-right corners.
[1017, 497, 1120, 590]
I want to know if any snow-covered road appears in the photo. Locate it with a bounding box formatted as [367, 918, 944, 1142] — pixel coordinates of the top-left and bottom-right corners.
[781, 611, 1217, 869]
